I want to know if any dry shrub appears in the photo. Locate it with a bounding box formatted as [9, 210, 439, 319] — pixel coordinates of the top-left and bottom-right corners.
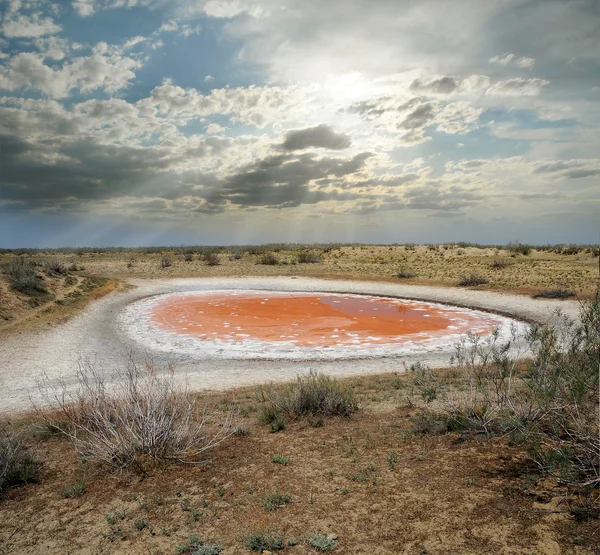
[0, 427, 40, 496]
[457, 273, 489, 286]
[36, 355, 235, 473]
[297, 252, 321, 264]
[258, 253, 279, 265]
[2, 258, 47, 295]
[204, 253, 220, 266]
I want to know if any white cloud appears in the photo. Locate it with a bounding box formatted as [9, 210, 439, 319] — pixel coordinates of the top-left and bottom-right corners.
[516, 56, 536, 69]
[1, 12, 62, 37]
[487, 78, 549, 97]
[72, 1, 95, 17]
[489, 53, 515, 66]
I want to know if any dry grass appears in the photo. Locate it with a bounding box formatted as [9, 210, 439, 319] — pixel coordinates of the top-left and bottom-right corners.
[1, 374, 597, 554]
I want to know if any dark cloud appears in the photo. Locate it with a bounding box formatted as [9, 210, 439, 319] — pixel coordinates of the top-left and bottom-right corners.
[533, 160, 600, 179]
[409, 76, 459, 95]
[398, 103, 436, 129]
[281, 124, 351, 150]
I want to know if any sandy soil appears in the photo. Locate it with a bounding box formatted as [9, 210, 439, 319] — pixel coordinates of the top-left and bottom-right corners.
[0, 276, 581, 414]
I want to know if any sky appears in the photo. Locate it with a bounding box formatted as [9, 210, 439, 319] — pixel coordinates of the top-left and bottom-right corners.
[0, 0, 599, 248]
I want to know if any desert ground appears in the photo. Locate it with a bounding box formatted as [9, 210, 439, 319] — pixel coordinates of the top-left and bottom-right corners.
[0, 243, 598, 554]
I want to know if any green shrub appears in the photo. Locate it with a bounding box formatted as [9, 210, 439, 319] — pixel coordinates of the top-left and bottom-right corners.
[246, 527, 285, 551]
[270, 454, 289, 465]
[307, 531, 338, 551]
[176, 534, 223, 554]
[408, 288, 600, 487]
[263, 488, 292, 511]
[258, 371, 358, 425]
[61, 481, 86, 498]
[204, 253, 220, 266]
[258, 253, 278, 265]
[0, 428, 40, 496]
[3, 258, 47, 294]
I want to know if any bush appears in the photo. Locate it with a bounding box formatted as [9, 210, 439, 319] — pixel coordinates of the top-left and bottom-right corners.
[43, 259, 67, 275]
[2, 258, 47, 294]
[0, 428, 40, 496]
[508, 242, 532, 256]
[307, 531, 338, 552]
[258, 371, 358, 425]
[263, 488, 292, 511]
[36, 355, 235, 473]
[183, 253, 193, 262]
[297, 252, 321, 264]
[160, 256, 172, 268]
[489, 258, 513, 270]
[258, 253, 278, 265]
[396, 266, 417, 279]
[457, 273, 489, 286]
[246, 527, 285, 551]
[408, 288, 600, 487]
[533, 288, 575, 299]
[204, 253, 220, 266]
[176, 535, 222, 555]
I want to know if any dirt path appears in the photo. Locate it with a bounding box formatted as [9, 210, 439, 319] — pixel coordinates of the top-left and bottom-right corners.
[0, 276, 581, 414]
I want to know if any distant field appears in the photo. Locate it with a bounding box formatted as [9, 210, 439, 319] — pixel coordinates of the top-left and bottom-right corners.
[1, 243, 598, 334]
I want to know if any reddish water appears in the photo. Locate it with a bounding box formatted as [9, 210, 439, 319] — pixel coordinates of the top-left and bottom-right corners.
[149, 292, 496, 347]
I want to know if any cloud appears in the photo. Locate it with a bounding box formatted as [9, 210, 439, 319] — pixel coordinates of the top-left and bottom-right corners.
[0, 47, 143, 98]
[0, 12, 62, 37]
[72, 1, 95, 17]
[490, 53, 536, 69]
[489, 53, 515, 66]
[281, 124, 351, 151]
[486, 78, 549, 97]
[516, 56, 535, 69]
[533, 159, 600, 179]
[409, 76, 459, 95]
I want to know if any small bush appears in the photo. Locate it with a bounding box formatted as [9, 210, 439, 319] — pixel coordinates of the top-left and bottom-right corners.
[36, 355, 235, 473]
[246, 527, 285, 551]
[175, 535, 217, 554]
[489, 258, 513, 269]
[263, 488, 292, 511]
[3, 258, 47, 294]
[183, 253, 193, 262]
[0, 428, 40, 496]
[396, 266, 417, 279]
[533, 288, 575, 299]
[457, 273, 489, 286]
[61, 481, 86, 498]
[307, 531, 338, 552]
[160, 256, 172, 268]
[204, 253, 220, 266]
[508, 242, 532, 256]
[270, 454, 289, 465]
[43, 259, 67, 275]
[258, 371, 358, 425]
[258, 253, 279, 265]
[297, 252, 321, 264]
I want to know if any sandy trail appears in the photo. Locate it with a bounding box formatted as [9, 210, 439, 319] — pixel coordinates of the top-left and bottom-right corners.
[0, 276, 581, 414]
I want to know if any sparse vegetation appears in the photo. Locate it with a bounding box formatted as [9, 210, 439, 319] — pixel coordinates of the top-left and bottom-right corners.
[307, 531, 338, 552]
[258, 252, 279, 265]
[36, 355, 235, 473]
[270, 454, 289, 465]
[204, 253, 220, 266]
[297, 251, 321, 263]
[2, 258, 47, 294]
[489, 257, 513, 269]
[175, 535, 223, 554]
[0, 427, 40, 496]
[263, 488, 292, 511]
[408, 288, 600, 488]
[258, 371, 358, 426]
[533, 288, 576, 299]
[396, 266, 417, 279]
[246, 527, 285, 551]
[160, 256, 172, 268]
[457, 273, 489, 286]
[61, 481, 86, 498]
